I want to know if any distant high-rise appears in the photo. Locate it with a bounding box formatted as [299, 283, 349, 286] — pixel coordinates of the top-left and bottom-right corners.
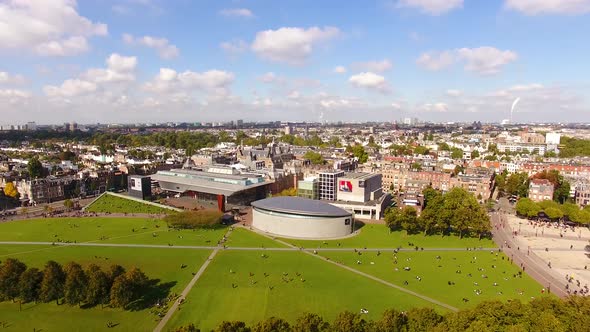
[285, 125, 293, 135]
[69, 122, 78, 131]
[26, 122, 37, 131]
[237, 119, 244, 128]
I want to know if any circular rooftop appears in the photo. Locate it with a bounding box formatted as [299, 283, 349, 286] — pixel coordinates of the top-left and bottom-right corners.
[251, 196, 351, 218]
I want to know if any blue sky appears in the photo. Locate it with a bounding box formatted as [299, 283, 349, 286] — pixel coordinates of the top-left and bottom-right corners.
[0, 0, 589, 124]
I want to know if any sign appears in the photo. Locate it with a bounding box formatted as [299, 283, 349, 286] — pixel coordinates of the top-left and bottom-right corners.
[130, 178, 142, 191]
[339, 180, 353, 192]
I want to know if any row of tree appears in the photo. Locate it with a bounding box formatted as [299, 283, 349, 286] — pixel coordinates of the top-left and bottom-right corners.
[0, 259, 150, 309]
[495, 169, 571, 204]
[174, 296, 590, 332]
[515, 198, 590, 224]
[385, 188, 491, 239]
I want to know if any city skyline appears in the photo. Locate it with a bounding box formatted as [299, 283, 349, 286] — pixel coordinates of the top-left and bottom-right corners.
[0, 0, 589, 124]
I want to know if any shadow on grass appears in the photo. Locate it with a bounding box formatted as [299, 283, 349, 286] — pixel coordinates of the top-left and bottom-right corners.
[353, 220, 366, 232]
[127, 279, 177, 311]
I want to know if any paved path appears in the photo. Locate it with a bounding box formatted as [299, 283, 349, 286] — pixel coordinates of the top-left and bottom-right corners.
[258, 231, 459, 312]
[491, 211, 568, 298]
[153, 228, 233, 332]
[0, 241, 498, 253]
[153, 248, 219, 332]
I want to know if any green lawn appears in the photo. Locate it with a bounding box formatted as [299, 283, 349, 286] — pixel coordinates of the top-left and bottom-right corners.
[0, 217, 227, 246]
[319, 250, 551, 309]
[223, 228, 289, 248]
[0, 245, 212, 332]
[165, 250, 442, 331]
[280, 224, 496, 249]
[85, 194, 171, 214]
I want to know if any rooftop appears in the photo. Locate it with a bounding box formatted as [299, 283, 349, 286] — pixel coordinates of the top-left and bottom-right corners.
[252, 196, 351, 217]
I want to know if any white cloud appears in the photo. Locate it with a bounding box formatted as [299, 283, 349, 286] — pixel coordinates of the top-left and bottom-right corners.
[83, 53, 138, 83]
[220, 39, 248, 55]
[259, 72, 278, 83]
[44, 79, 97, 98]
[505, 0, 590, 15]
[0, 89, 31, 99]
[395, 0, 463, 15]
[352, 59, 393, 73]
[420, 102, 449, 112]
[0, 0, 107, 56]
[251, 26, 340, 64]
[349, 72, 390, 93]
[143, 68, 235, 98]
[446, 89, 462, 97]
[35, 36, 89, 56]
[0, 72, 25, 85]
[417, 47, 517, 75]
[391, 102, 402, 110]
[456, 47, 518, 75]
[219, 8, 254, 18]
[416, 51, 455, 71]
[123, 34, 179, 59]
[333, 66, 347, 74]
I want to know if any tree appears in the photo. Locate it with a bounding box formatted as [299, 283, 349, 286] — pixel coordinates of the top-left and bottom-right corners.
[28, 156, 44, 179]
[470, 150, 480, 159]
[399, 206, 419, 234]
[331, 311, 368, 332]
[384, 207, 402, 231]
[64, 262, 88, 306]
[3, 181, 19, 198]
[418, 194, 444, 236]
[125, 267, 149, 299]
[293, 313, 329, 332]
[376, 309, 406, 332]
[40, 260, 65, 304]
[413, 146, 429, 155]
[450, 147, 464, 159]
[516, 198, 539, 217]
[214, 321, 251, 332]
[252, 317, 291, 332]
[506, 173, 530, 197]
[108, 264, 126, 286]
[0, 258, 27, 301]
[174, 324, 201, 332]
[303, 151, 325, 165]
[18, 267, 43, 304]
[544, 207, 564, 220]
[570, 209, 590, 225]
[85, 264, 110, 307]
[350, 145, 369, 164]
[110, 275, 133, 308]
[63, 198, 74, 211]
[405, 308, 442, 332]
[422, 187, 442, 210]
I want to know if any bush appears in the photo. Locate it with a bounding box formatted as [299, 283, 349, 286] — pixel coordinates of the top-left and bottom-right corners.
[164, 210, 224, 229]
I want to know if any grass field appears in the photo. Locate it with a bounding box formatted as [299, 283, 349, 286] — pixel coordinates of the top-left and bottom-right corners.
[0, 217, 228, 246]
[223, 228, 288, 248]
[319, 250, 551, 309]
[165, 250, 441, 331]
[85, 194, 171, 214]
[0, 245, 212, 332]
[280, 224, 496, 249]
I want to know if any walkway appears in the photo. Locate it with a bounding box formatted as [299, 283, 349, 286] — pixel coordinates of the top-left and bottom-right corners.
[153, 228, 232, 332]
[0, 241, 497, 253]
[491, 212, 568, 298]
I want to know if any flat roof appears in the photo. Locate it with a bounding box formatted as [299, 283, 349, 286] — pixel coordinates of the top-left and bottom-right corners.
[340, 172, 379, 180]
[252, 197, 351, 217]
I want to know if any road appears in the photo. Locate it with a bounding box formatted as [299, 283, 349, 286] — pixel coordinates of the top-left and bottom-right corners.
[491, 199, 568, 298]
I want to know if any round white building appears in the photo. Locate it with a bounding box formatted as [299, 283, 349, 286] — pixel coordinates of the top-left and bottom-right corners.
[251, 197, 354, 239]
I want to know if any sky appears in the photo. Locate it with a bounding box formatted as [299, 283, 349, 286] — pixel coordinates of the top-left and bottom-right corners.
[0, 0, 589, 125]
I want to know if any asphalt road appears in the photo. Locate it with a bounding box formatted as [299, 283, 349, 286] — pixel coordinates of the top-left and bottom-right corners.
[490, 210, 568, 298]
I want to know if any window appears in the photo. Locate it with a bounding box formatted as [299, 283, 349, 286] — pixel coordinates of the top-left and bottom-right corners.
[344, 218, 351, 225]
